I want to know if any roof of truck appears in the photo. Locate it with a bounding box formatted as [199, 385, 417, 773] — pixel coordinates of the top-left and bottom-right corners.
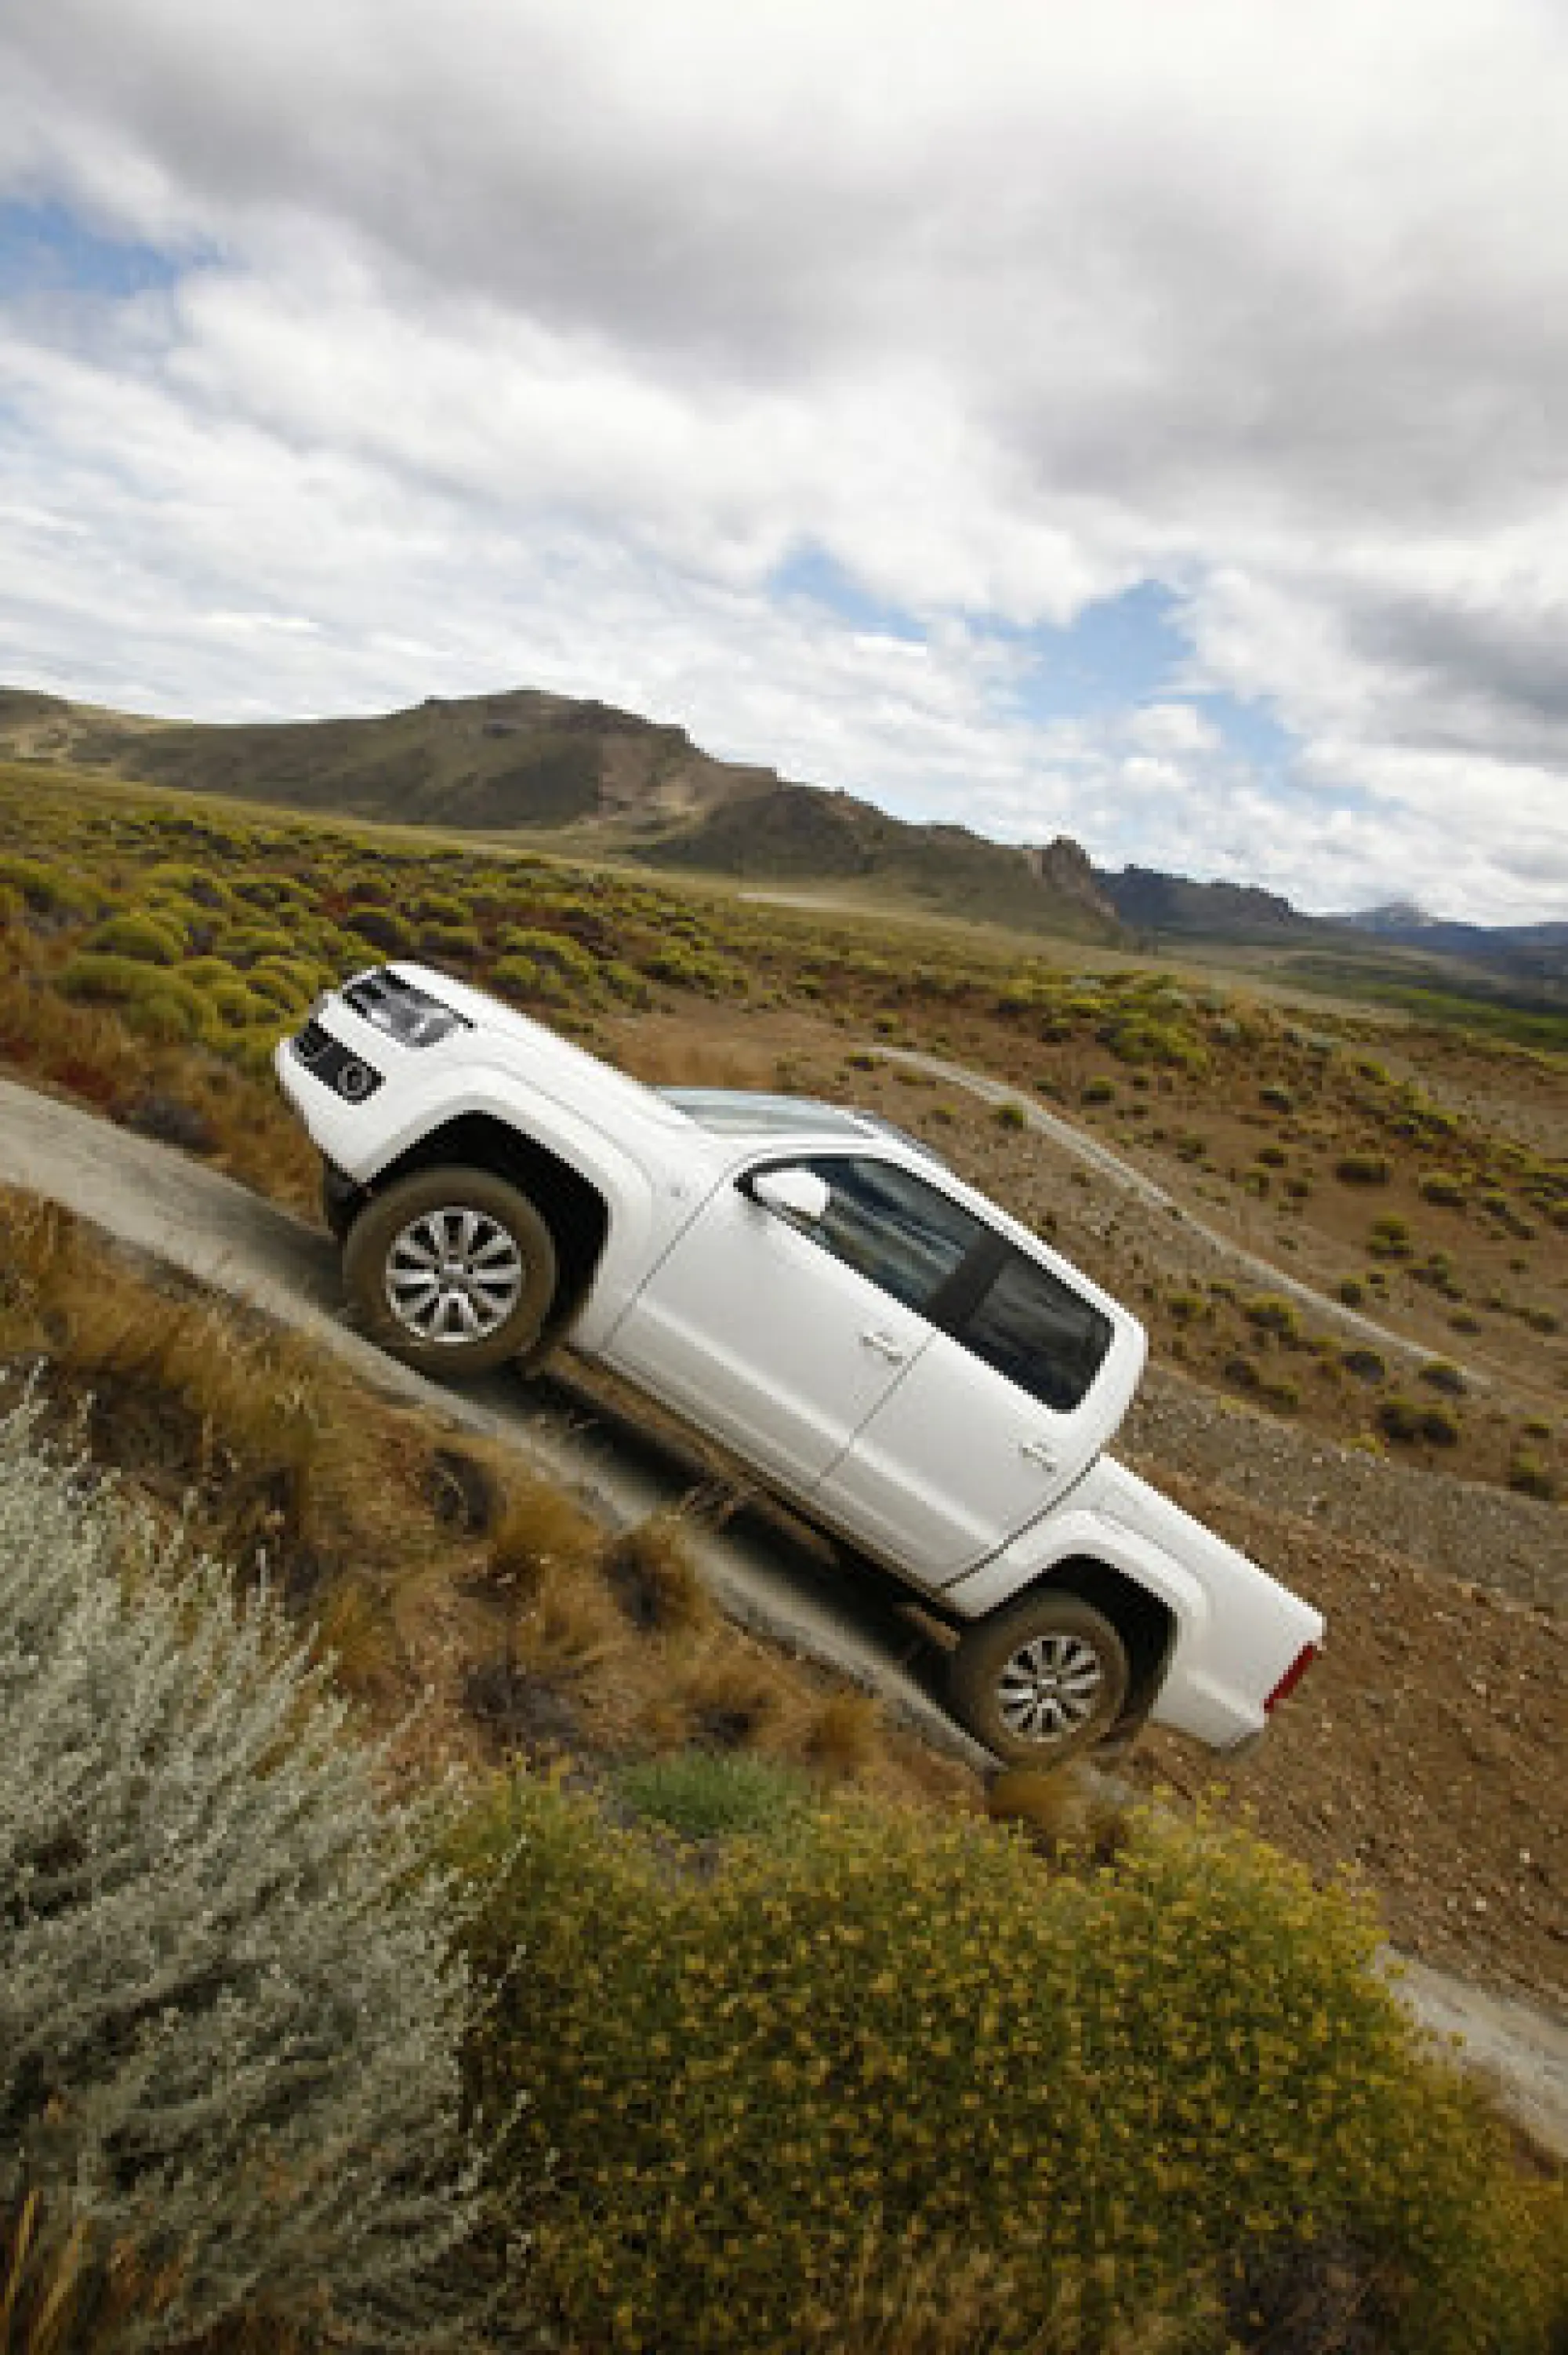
[658, 1088, 949, 1164]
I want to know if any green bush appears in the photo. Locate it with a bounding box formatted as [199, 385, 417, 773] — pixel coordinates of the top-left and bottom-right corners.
[419, 922, 482, 961]
[601, 957, 654, 1008]
[1419, 1172, 1468, 1208]
[83, 911, 185, 965]
[143, 859, 231, 910]
[216, 923, 297, 967]
[120, 976, 216, 1045]
[1335, 1153, 1391, 1187]
[1244, 1293, 1301, 1341]
[414, 891, 475, 929]
[0, 854, 96, 921]
[59, 952, 185, 1014]
[642, 941, 747, 996]
[1105, 1016, 1209, 1073]
[491, 928, 604, 1007]
[615, 1751, 814, 1844]
[245, 954, 322, 1012]
[1508, 1452, 1557, 1501]
[1379, 1397, 1461, 1446]
[993, 1100, 1028, 1130]
[0, 1404, 488, 2350]
[459, 1780, 1567, 2354]
[347, 906, 416, 955]
[199, 975, 275, 1031]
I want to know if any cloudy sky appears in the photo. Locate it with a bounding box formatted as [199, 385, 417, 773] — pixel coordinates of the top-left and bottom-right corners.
[2, 1, 1566, 922]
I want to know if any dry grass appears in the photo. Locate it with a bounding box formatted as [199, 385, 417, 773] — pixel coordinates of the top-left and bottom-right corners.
[799, 1688, 887, 1781]
[985, 1764, 1131, 1866]
[612, 1021, 797, 1092]
[665, 1629, 807, 1753]
[601, 1506, 718, 1634]
[791, 2222, 1199, 2355]
[0, 956, 318, 1212]
[0, 1183, 968, 1810]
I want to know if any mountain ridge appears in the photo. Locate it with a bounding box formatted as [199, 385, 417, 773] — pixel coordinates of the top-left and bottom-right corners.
[0, 681, 1559, 968]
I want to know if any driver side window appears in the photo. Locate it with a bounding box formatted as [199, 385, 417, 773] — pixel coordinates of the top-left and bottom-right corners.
[787, 1155, 985, 1314]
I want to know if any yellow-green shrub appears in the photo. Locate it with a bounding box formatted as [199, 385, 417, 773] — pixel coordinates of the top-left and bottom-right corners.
[458, 1783, 1566, 2354]
[491, 929, 604, 1007]
[83, 911, 185, 965]
[60, 952, 190, 1015]
[0, 855, 96, 921]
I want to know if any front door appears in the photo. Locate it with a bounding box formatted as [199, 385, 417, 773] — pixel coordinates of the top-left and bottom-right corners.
[604, 1150, 1137, 1586]
[601, 1154, 977, 1499]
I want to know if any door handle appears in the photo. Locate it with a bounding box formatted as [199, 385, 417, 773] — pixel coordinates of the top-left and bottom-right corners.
[1019, 1439, 1058, 1470]
[860, 1328, 909, 1365]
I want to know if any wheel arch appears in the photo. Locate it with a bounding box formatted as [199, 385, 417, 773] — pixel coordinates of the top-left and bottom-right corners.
[369, 1113, 610, 1336]
[1014, 1555, 1177, 1739]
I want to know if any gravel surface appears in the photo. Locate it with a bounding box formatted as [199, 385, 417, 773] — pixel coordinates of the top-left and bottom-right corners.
[1127, 1367, 1566, 1613]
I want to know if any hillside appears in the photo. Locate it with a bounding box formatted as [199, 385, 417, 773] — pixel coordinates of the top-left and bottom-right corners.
[0, 682, 781, 830]
[1097, 861, 1323, 945]
[4, 681, 1565, 982]
[0, 684, 1122, 941]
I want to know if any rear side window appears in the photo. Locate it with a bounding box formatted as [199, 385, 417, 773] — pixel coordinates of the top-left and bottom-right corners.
[956, 1247, 1113, 1412]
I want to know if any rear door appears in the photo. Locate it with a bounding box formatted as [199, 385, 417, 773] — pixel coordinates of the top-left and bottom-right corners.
[813, 1241, 1143, 1585]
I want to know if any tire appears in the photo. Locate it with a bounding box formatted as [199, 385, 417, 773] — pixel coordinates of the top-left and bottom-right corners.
[948, 1591, 1130, 1767]
[342, 1165, 558, 1378]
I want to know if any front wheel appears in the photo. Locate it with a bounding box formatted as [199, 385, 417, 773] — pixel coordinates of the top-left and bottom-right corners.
[343, 1165, 558, 1378]
[948, 1591, 1129, 1767]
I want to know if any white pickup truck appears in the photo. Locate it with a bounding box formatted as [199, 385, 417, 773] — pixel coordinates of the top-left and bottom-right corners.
[277, 961, 1322, 1766]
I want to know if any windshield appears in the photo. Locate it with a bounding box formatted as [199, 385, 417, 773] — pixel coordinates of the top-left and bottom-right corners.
[659, 1088, 948, 1163]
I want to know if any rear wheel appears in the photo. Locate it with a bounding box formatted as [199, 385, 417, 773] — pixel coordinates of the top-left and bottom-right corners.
[948, 1591, 1129, 1766]
[343, 1165, 558, 1378]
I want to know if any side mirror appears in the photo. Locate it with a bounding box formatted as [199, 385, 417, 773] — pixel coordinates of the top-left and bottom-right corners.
[747, 1165, 831, 1224]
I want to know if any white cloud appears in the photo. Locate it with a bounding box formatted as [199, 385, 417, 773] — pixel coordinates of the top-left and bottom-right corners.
[1, 0, 1566, 919]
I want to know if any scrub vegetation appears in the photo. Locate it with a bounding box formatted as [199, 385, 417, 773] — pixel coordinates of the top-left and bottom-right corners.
[1, 758, 1566, 2349]
[2, 758, 1563, 1508]
[2, 1387, 1563, 2354]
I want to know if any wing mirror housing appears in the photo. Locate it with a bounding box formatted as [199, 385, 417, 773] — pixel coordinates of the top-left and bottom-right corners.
[746, 1166, 831, 1224]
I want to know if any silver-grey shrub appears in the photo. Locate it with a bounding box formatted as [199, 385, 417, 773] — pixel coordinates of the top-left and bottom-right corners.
[0, 1399, 488, 2349]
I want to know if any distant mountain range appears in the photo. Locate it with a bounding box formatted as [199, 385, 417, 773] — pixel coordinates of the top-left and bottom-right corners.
[2, 682, 1562, 986]
[1333, 900, 1568, 978]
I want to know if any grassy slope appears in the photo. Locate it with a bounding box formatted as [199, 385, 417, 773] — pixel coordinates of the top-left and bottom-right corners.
[2, 757, 1566, 2351]
[0, 756, 1564, 1997]
[0, 688, 1119, 939]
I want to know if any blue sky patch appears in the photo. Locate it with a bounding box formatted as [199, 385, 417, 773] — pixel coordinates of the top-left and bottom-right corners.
[775, 553, 1301, 779]
[770, 544, 926, 641]
[0, 198, 189, 300]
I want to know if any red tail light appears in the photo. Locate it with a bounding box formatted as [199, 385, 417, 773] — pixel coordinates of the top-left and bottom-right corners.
[1264, 1642, 1319, 1714]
